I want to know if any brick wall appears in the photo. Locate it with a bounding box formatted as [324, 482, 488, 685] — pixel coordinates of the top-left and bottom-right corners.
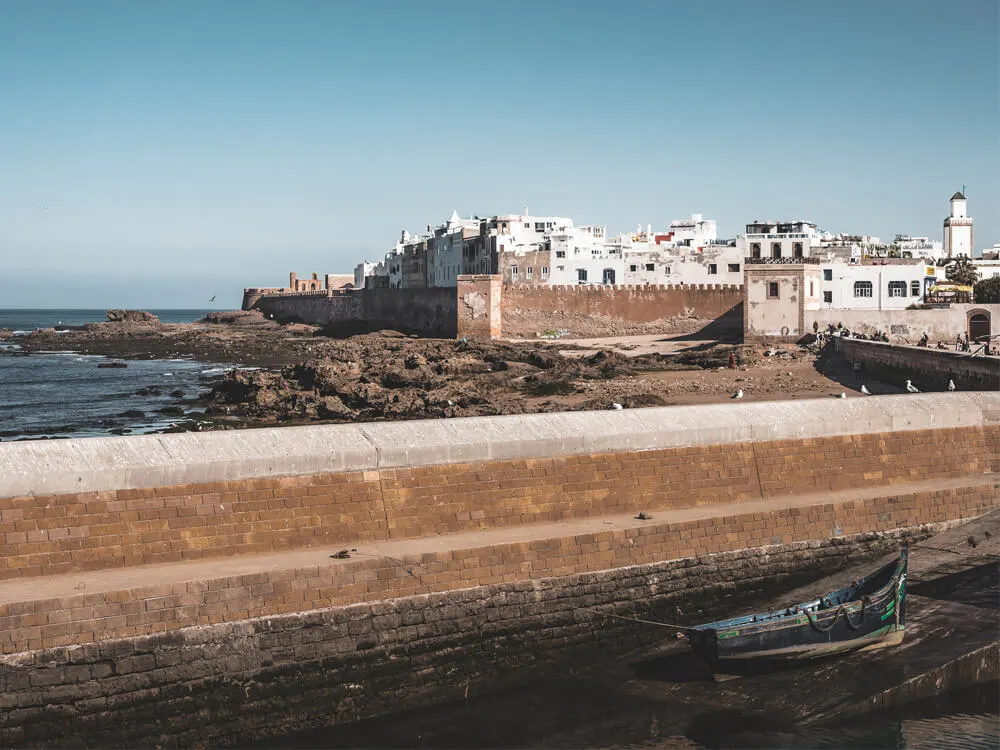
[502, 283, 742, 330]
[0, 525, 969, 748]
[456, 275, 502, 340]
[836, 337, 1000, 392]
[0, 481, 993, 654]
[0, 426, 995, 581]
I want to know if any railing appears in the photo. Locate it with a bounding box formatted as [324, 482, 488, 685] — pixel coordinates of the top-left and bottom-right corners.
[744, 256, 821, 265]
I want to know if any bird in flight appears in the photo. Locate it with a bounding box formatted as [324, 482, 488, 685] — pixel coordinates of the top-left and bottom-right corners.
[209, 296, 216, 302]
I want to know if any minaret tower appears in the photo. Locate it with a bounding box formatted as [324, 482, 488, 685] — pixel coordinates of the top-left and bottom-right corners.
[943, 190, 974, 258]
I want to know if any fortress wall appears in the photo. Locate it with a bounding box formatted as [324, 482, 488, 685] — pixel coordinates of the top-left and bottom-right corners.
[0, 527, 935, 748]
[247, 288, 457, 337]
[0, 395, 996, 582]
[836, 337, 1000, 392]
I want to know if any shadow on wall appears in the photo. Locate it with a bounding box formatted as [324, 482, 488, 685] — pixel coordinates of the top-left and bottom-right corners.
[669, 303, 744, 343]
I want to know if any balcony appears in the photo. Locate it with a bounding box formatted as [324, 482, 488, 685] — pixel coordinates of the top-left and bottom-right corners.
[745, 256, 821, 265]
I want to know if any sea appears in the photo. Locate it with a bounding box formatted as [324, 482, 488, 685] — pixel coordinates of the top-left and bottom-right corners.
[0, 309, 234, 441]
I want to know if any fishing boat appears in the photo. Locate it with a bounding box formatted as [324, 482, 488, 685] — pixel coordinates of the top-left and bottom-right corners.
[686, 547, 907, 668]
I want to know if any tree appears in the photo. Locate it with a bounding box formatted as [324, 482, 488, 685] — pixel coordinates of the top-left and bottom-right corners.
[946, 256, 980, 286]
[974, 276, 1000, 303]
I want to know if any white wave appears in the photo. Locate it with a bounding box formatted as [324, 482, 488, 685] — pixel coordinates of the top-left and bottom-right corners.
[199, 367, 230, 375]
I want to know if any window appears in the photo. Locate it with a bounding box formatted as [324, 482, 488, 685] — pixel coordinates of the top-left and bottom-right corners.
[602, 268, 616, 285]
[771, 242, 782, 259]
[645, 263, 654, 272]
[511, 265, 518, 279]
[888, 281, 906, 298]
[767, 282, 779, 298]
[708, 264, 718, 275]
[751, 243, 761, 258]
[626, 264, 636, 272]
[809, 281, 814, 296]
[823, 269, 833, 281]
[911, 280, 920, 296]
[663, 266, 671, 274]
[823, 291, 833, 303]
[526, 267, 533, 279]
[854, 280, 873, 298]
[556, 250, 566, 258]
[541, 266, 549, 278]
[728, 263, 740, 273]
[577, 269, 588, 282]
[534, 222, 545, 232]
[793, 242, 803, 258]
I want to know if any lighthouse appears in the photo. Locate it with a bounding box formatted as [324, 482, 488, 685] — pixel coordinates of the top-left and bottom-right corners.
[943, 190, 974, 258]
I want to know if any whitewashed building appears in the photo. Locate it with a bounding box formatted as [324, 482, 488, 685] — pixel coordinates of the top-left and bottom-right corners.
[737, 220, 824, 261]
[818, 260, 934, 309]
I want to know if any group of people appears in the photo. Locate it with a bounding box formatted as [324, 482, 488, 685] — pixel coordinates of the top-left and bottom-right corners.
[823, 322, 890, 343]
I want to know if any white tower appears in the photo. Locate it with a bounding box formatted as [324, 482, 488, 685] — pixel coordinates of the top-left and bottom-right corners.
[943, 190, 974, 258]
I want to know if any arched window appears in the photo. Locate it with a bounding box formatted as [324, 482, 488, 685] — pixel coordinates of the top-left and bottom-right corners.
[888, 281, 907, 298]
[771, 242, 782, 259]
[751, 243, 761, 258]
[793, 242, 804, 258]
[854, 280, 873, 298]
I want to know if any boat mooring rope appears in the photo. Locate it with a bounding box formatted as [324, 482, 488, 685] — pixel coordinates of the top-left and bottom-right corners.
[343, 550, 699, 632]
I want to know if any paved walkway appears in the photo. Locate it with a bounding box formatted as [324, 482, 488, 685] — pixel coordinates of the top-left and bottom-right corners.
[0, 473, 995, 606]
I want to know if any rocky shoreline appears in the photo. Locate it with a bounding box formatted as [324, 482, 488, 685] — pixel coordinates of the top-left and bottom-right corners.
[2, 309, 849, 434]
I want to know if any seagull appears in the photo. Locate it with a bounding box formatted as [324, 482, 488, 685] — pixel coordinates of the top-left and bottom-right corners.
[611, 403, 623, 410]
[447, 399, 454, 406]
[837, 392, 846, 399]
[860, 385, 871, 395]
[209, 295, 216, 302]
[948, 379, 956, 392]
[731, 389, 744, 400]
[905, 380, 919, 393]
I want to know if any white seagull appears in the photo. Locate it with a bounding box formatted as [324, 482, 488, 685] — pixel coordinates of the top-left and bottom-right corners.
[837, 392, 846, 399]
[731, 389, 744, 400]
[905, 380, 919, 393]
[611, 403, 623, 410]
[948, 379, 956, 392]
[860, 385, 871, 395]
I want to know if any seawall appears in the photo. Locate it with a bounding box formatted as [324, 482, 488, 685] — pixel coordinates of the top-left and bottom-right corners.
[836, 337, 1000, 391]
[0, 394, 997, 746]
[248, 288, 457, 337]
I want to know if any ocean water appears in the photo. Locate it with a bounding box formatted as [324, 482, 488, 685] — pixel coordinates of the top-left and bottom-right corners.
[0, 308, 211, 332]
[0, 309, 232, 441]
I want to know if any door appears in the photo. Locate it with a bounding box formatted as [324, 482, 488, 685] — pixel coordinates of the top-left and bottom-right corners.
[969, 312, 991, 343]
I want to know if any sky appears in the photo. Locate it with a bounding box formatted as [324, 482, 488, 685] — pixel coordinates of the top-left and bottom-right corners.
[0, 0, 997, 309]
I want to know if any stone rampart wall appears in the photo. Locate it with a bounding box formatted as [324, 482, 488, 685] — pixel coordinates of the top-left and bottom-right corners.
[0, 527, 958, 748]
[248, 288, 457, 337]
[837, 338, 1000, 391]
[502, 283, 742, 330]
[807, 304, 999, 344]
[0, 481, 991, 656]
[0, 424, 994, 583]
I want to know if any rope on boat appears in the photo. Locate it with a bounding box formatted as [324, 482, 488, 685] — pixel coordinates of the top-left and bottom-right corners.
[804, 596, 868, 633]
[343, 550, 700, 632]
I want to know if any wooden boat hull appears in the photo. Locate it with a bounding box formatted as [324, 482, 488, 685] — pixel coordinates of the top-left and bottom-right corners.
[687, 549, 907, 667]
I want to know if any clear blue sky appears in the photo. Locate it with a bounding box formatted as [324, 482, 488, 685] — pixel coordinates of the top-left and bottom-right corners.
[1, 0, 997, 308]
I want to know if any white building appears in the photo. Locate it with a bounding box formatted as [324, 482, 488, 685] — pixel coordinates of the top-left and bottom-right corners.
[737, 220, 823, 261]
[943, 191, 974, 258]
[818, 260, 933, 309]
[893, 234, 942, 258]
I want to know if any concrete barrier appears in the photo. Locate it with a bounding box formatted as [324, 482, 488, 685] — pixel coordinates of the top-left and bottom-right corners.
[1, 393, 998, 498]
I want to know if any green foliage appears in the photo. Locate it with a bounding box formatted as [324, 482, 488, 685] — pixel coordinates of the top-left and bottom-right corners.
[974, 275, 1000, 304]
[946, 256, 980, 286]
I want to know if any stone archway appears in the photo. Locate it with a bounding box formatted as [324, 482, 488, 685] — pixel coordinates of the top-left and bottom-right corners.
[968, 309, 991, 343]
